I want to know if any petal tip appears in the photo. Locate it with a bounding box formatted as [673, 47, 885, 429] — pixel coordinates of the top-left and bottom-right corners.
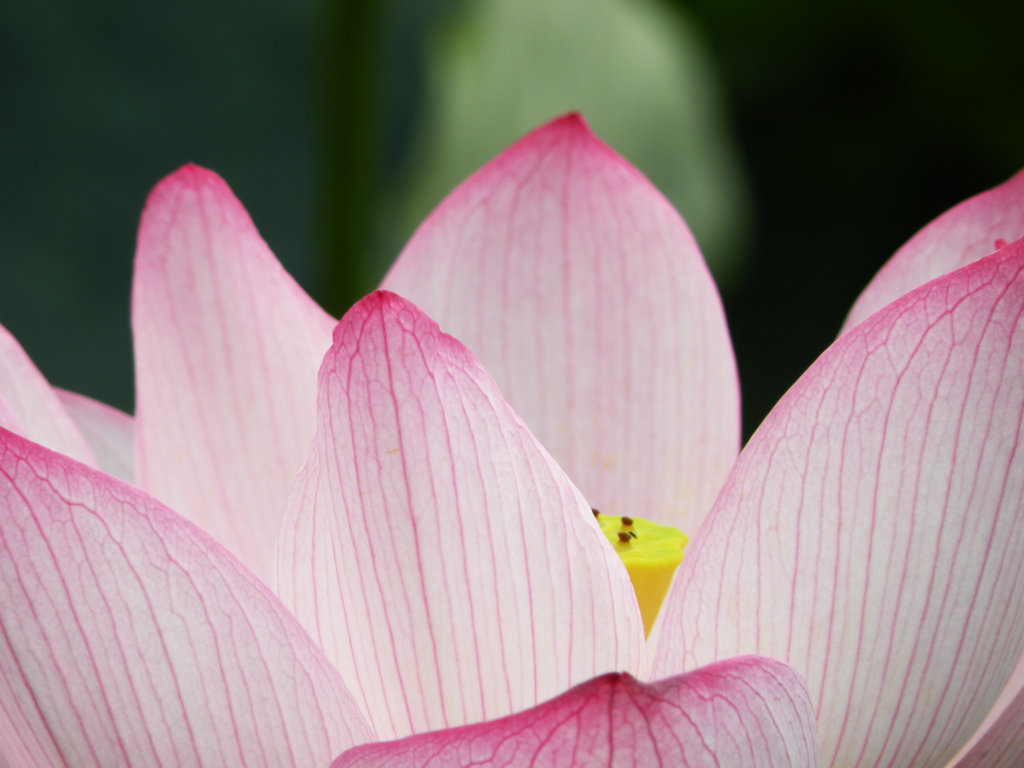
[514, 110, 611, 157]
[543, 110, 591, 134]
[842, 165, 1024, 332]
[141, 163, 232, 219]
[150, 161, 217, 189]
[332, 290, 428, 343]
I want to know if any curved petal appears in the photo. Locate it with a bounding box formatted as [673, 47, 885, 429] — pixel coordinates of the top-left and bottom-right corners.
[842, 169, 1024, 332]
[132, 164, 335, 584]
[0, 323, 96, 466]
[949, 651, 1024, 767]
[953, 685, 1024, 768]
[276, 291, 645, 741]
[57, 388, 134, 483]
[331, 656, 818, 768]
[0, 427, 373, 767]
[654, 243, 1024, 767]
[382, 113, 739, 534]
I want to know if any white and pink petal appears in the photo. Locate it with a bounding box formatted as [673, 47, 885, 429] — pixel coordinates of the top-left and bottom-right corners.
[57, 388, 134, 483]
[331, 656, 818, 768]
[843, 170, 1024, 332]
[382, 113, 739, 535]
[132, 165, 336, 584]
[276, 291, 645, 741]
[947, 651, 1024, 767]
[952, 684, 1024, 768]
[0, 323, 96, 467]
[0, 427, 373, 767]
[654, 242, 1024, 767]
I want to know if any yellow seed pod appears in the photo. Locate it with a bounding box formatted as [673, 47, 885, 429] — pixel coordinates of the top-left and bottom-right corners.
[594, 511, 688, 638]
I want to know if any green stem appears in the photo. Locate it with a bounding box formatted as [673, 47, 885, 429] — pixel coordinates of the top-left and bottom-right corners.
[312, 0, 381, 317]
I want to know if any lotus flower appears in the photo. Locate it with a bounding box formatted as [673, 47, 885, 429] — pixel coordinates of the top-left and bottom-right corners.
[0, 114, 1022, 767]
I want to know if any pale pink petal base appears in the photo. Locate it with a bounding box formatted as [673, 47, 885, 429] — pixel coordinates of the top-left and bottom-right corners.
[382, 113, 739, 534]
[0, 323, 96, 467]
[842, 169, 1024, 332]
[57, 388, 135, 483]
[277, 291, 646, 741]
[654, 242, 1024, 767]
[132, 165, 336, 583]
[0, 427, 372, 766]
[332, 656, 818, 768]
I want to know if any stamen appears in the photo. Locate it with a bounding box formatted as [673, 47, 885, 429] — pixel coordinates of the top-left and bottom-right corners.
[592, 508, 688, 638]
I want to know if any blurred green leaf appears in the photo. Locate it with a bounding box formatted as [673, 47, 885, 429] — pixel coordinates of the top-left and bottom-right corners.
[390, 0, 752, 284]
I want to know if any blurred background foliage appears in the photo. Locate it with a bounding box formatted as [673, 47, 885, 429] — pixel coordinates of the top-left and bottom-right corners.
[2, 0, 1022, 438]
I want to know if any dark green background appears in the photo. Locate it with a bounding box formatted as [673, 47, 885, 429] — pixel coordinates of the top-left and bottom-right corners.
[3, 0, 1022, 439]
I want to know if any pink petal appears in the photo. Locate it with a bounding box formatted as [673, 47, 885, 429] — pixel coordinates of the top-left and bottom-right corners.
[952, 685, 1024, 768]
[132, 165, 335, 584]
[949, 653, 1024, 767]
[331, 656, 819, 768]
[0, 323, 96, 466]
[276, 291, 645, 741]
[0, 426, 373, 766]
[0, 397, 17, 433]
[57, 388, 135, 483]
[381, 113, 739, 534]
[653, 242, 1024, 767]
[842, 169, 1024, 332]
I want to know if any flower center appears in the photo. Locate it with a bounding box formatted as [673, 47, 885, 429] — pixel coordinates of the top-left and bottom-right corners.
[592, 510, 688, 637]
